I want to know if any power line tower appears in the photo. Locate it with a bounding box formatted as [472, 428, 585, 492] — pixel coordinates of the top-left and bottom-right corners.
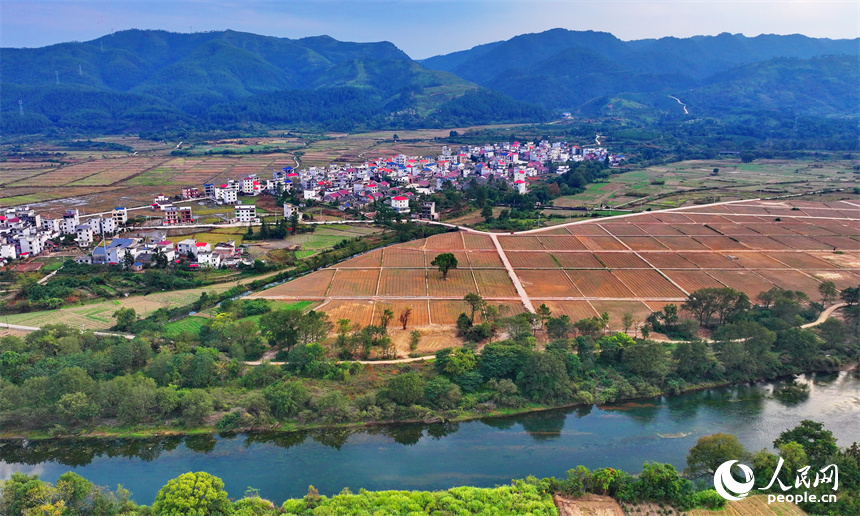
[55, 70, 59, 85]
[18, 100, 23, 116]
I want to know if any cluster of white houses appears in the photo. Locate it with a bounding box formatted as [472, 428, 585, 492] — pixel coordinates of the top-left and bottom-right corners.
[1, 206, 128, 265]
[2, 140, 616, 267]
[73, 235, 245, 270]
[183, 141, 615, 216]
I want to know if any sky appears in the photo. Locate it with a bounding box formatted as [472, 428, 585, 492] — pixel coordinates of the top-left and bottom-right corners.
[2, 1, 858, 59]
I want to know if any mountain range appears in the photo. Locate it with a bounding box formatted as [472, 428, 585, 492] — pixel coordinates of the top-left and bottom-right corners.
[1, 28, 857, 135]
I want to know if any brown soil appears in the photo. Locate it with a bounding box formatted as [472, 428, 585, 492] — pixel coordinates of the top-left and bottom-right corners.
[554, 494, 624, 516]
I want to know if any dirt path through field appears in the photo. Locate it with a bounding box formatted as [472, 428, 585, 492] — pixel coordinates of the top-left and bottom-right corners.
[488, 232, 535, 313]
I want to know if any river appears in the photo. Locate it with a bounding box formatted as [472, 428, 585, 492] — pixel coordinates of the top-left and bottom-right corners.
[2, 372, 858, 504]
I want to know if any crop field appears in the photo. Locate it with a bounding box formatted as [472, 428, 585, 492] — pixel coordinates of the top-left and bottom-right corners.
[577, 236, 628, 251]
[536, 236, 588, 250]
[593, 252, 649, 269]
[253, 199, 858, 343]
[550, 158, 859, 212]
[664, 270, 729, 292]
[0, 154, 305, 214]
[618, 236, 669, 251]
[328, 269, 380, 296]
[382, 248, 425, 268]
[497, 236, 544, 250]
[508, 251, 561, 268]
[568, 269, 635, 298]
[373, 301, 431, 327]
[612, 269, 686, 298]
[534, 300, 598, 322]
[332, 249, 383, 268]
[463, 233, 495, 250]
[687, 494, 807, 516]
[518, 269, 580, 297]
[427, 269, 478, 297]
[378, 269, 427, 296]
[473, 270, 519, 298]
[553, 252, 605, 268]
[465, 251, 504, 268]
[423, 232, 464, 250]
[705, 270, 777, 298]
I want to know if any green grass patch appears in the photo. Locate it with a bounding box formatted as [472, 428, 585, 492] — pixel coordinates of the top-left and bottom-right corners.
[162, 316, 208, 337]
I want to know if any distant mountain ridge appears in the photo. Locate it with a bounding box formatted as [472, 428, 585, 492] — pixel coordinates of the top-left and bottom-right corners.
[1, 29, 546, 133]
[1, 28, 856, 135]
[421, 29, 859, 114]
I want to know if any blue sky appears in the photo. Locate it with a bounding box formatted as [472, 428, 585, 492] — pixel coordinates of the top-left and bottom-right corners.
[2, 1, 858, 59]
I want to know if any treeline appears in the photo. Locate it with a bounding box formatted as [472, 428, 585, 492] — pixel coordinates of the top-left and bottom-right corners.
[3, 419, 857, 514]
[2, 84, 549, 136]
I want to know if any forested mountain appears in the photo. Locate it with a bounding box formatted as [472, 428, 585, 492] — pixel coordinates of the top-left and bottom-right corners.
[2, 28, 856, 135]
[422, 29, 859, 113]
[1, 29, 547, 134]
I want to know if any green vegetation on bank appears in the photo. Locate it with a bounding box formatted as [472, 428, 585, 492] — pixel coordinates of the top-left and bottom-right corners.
[2, 419, 857, 514]
[1, 281, 857, 439]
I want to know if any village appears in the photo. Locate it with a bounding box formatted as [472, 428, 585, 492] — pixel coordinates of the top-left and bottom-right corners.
[0, 141, 615, 270]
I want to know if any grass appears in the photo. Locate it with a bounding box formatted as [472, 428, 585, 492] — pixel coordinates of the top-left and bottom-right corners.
[551, 158, 859, 211]
[162, 316, 208, 337]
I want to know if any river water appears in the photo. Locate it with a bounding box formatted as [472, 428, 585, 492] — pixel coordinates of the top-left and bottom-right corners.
[2, 372, 858, 504]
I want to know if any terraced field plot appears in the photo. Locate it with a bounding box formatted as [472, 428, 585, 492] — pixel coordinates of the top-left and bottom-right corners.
[254, 200, 859, 335]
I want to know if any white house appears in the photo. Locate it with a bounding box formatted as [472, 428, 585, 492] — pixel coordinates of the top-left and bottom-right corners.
[112, 207, 128, 225]
[391, 196, 410, 214]
[177, 239, 198, 257]
[235, 205, 258, 223]
[75, 225, 94, 246]
[62, 209, 80, 235]
[284, 203, 301, 220]
[514, 179, 527, 194]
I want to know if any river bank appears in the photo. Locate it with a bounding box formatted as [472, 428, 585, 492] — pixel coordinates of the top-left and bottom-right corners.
[4, 371, 858, 504]
[2, 364, 853, 442]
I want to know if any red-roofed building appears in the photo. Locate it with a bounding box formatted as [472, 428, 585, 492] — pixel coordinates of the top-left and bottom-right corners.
[391, 196, 410, 214]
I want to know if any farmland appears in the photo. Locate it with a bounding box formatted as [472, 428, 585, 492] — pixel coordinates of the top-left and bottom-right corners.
[550, 158, 859, 212]
[252, 199, 860, 343]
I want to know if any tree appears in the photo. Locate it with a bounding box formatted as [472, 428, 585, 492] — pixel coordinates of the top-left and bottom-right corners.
[409, 330, 421, 350]
[546, 315, 572, 340]
[399, 308, 412, 330]
[152, 472, 232, 516]
[774, 420, 838, 464]
[621, 312, 634, 334]
[430, 252, 458, 280]
[289, 211, 299, 234]
[387, 372, 425, 406]
[259, 309, 302, 349]
[536, 304, 552, 331]
[516, 351, 570, 402]
[379, 307, 394, 331]
[686, 433, 747, 478]
[463, 293, 486, 324]
[181, 390, 213, 426]
[112, 307, 137, 331]
[841, 285, 859, 306]
[263, 381, 309, 418]
[683, 287, 749, 328]
[818, 281, 838, 304]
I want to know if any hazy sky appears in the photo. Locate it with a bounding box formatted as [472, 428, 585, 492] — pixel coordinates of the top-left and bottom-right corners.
[2, 1, 858, 59]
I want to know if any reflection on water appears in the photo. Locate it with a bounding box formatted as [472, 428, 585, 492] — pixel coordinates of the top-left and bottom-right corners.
[1, 372, 858, 504]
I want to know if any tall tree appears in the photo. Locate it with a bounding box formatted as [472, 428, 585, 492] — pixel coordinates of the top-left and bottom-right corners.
[463, 293, 486, 324]
[431, 252, 458, 280]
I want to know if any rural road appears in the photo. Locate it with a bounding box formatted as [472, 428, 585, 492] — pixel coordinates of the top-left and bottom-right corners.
[668, 95, 689, 115]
